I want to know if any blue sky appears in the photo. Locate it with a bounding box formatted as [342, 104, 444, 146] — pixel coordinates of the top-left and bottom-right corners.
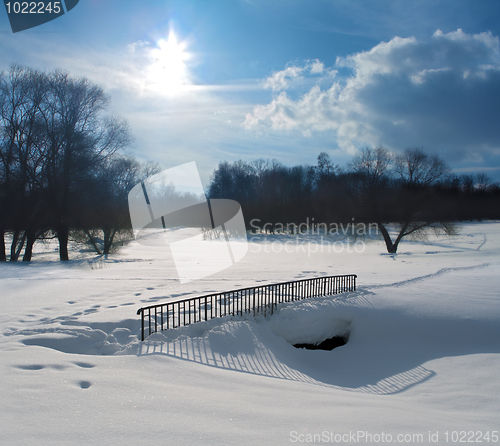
[1, 0, 500, 184]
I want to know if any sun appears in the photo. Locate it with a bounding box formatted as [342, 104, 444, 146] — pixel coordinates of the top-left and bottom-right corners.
[147, 31, 191, 95]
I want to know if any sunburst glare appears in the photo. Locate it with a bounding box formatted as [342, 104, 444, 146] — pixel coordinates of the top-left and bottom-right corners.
[146, 31, 191, 95]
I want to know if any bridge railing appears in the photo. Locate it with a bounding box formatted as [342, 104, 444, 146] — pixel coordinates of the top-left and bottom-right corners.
[137, 274, 357, 341]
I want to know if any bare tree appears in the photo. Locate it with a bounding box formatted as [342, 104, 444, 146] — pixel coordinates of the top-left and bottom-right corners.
[0, 65, 49, 261]
[349, 147, 392, 190]
[475, 173, 491, 192]
[80, 157, 160, 255]
[349, 147, 454, 254]
[39, 71, 131, 260]
[394, 148, 449, 187]
[387, 149, 452, 253]
[0, 66, 133, 261]
[316, 152, 340, 176]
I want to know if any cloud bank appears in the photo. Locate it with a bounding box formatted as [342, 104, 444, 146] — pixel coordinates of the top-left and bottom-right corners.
[245, 29, 500, 161]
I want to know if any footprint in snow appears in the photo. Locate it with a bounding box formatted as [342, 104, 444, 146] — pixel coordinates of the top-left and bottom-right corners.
[49, 364, 67, 370]
[16, 364, 68, 371]
[83, 308, 98, 315]
[73, 362, 95, 369]
[15, 364, 44, 371]
[78, 381, 92, 389]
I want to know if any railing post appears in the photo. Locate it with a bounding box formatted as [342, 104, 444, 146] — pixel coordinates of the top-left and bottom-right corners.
[253, 289, 256, 317]
[167, 303, 170, 329]
[137, 308, 145, 342]
[270, 286, 273, 315]
[148, 309, 151, 337]
[264, 287, 267, 316]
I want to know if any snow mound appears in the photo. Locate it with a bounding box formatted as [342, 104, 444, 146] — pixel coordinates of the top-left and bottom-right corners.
[10, 319, 141, 356]
[266, 302, 351, 345]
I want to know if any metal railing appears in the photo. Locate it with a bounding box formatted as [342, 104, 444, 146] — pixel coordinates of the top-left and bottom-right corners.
[136, 274, 357, 341]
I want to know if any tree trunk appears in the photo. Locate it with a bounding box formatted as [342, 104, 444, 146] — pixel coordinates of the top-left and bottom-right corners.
[391, 222, 410, 253]
[58, 226, 69, 261]
[22, 230, 37, 262]
[378, 223, 397, 253]
[103, 228, 111, 255]
[85, 230, 102, 255]
[10, 230, 26, 262]
[378, 221, 410, 254]
[0, 229, 6, 262]
[10, 229, 20, 261]
[103, 228, 117, 255]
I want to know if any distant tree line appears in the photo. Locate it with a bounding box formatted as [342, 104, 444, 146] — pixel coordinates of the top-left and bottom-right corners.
[208, 148, 500, 253]
[0, 65, 157, 262]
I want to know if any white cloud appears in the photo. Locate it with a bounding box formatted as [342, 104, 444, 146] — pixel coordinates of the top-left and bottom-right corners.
[262, 60, 335, 92]
[245, 29, 500, 161]
[309, 59, 325, 74]
[263, 65, 305, 91]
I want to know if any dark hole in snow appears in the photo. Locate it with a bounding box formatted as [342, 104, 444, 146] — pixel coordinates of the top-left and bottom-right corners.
[293, 333, 349, 351]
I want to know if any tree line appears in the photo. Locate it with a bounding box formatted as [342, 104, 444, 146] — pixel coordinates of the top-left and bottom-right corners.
[0, 65, 157, 262]
[208, 148, 500, 253]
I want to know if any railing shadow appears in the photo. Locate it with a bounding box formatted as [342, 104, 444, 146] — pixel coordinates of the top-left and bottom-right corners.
[138, 337, 435, 395]
[137, 293, 436, 395]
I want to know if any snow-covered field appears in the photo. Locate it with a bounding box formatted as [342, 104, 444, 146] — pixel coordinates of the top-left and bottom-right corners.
[1, 222, 499, 445]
